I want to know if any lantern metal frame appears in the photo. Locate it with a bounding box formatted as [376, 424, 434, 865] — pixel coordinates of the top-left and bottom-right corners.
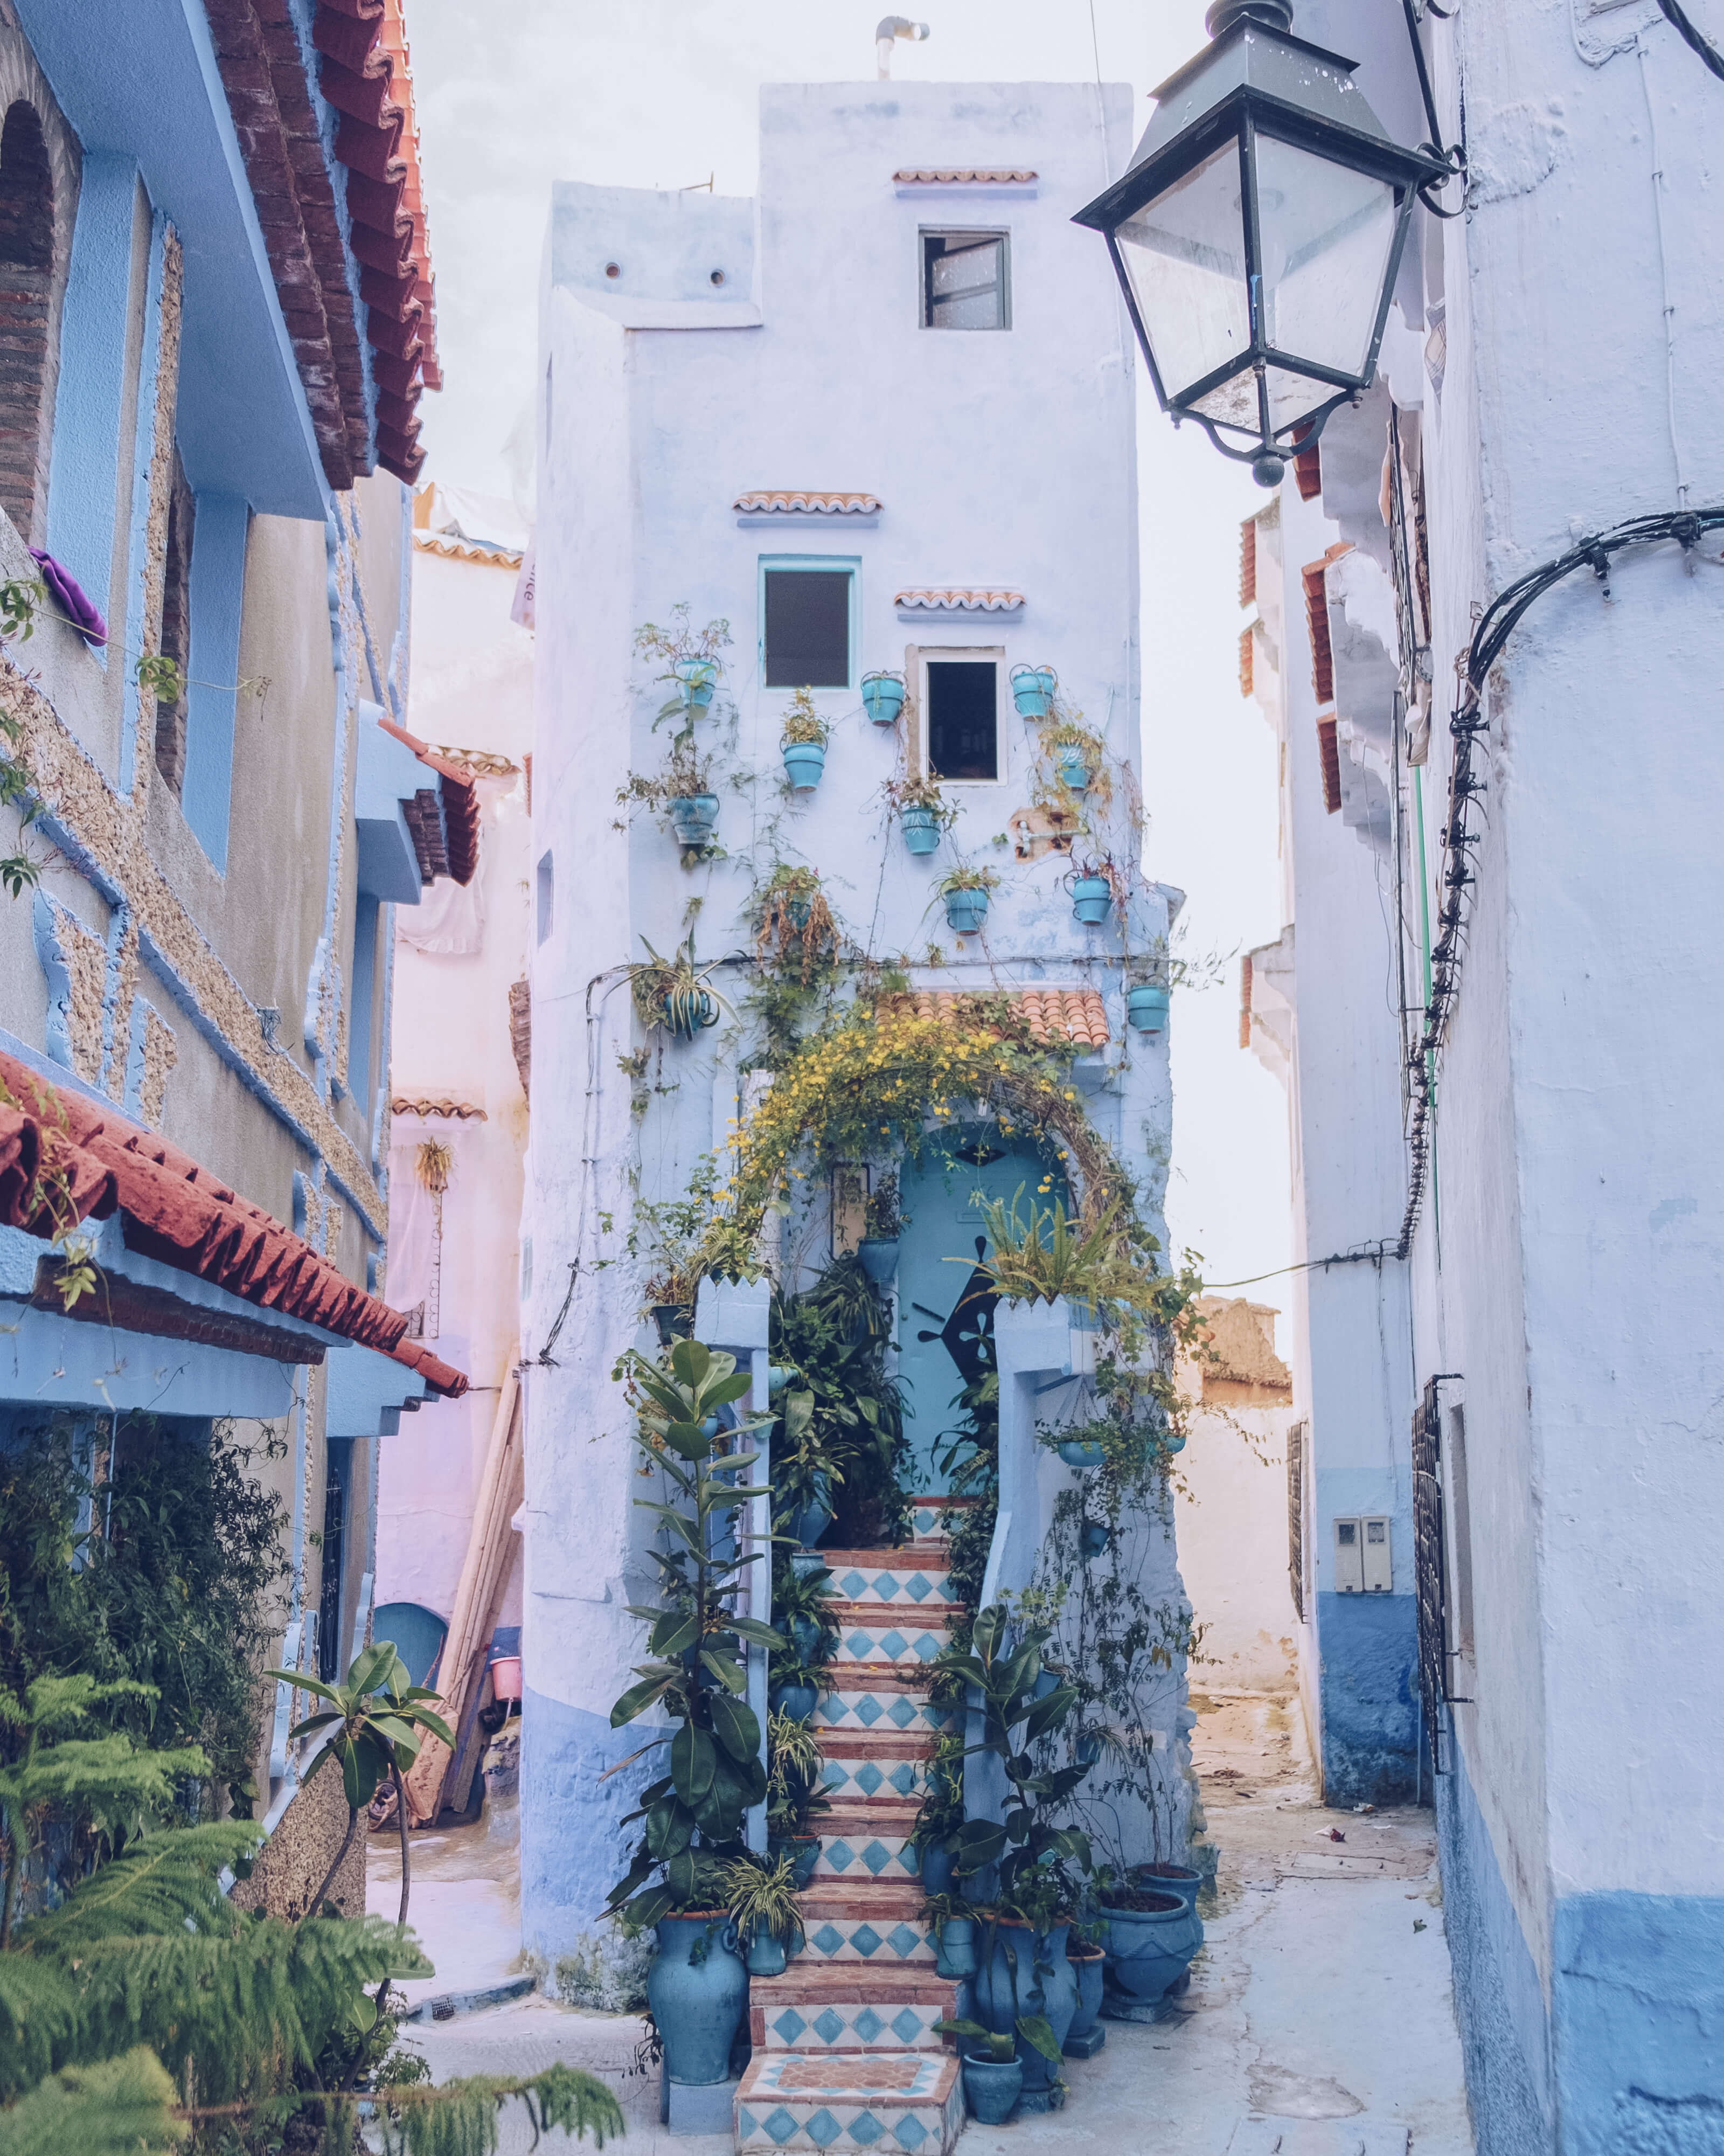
[1074, 15, 1451, 484]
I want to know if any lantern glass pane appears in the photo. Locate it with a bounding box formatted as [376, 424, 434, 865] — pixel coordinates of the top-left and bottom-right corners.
[1253, 133, 1398, 382]
[1114, 139, 1249, 403]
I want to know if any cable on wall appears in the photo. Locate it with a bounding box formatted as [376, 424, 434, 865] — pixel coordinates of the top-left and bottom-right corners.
[1657, 0, 1724, 79]
[1396, 506, 1724, 1258]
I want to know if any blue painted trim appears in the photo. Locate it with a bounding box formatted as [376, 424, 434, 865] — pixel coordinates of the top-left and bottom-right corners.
[98, 900, 133, 1096]
[324, 1335, 426, 1438]
[119, 211, 171, 794]
[45, 153, 138, 648]
[0, 1300, 298, 1418]
[30, 890, 80, 1072]
[520, 1685, 657, 1966]
[1313, 1589, 1418, 1805]
[181, 491, 248, 870]
[16, 0, 329, 519]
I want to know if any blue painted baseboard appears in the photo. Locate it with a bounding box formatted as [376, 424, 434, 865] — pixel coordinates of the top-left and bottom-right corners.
[1315, 1590, 1418, 1805]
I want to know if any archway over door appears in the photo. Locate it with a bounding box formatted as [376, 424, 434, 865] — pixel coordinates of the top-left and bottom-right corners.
[894, 1126, 1067, 1494]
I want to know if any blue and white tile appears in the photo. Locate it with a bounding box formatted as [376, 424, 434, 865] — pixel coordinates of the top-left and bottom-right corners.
[816, 1688, 957, 1735]
[822, 1752, 930, 1801]
[760, 2001, 948, 2052]
[828, 1563, 951, 1607]
[736, 2055, 962, 2156]
[815, 1829, 920, 1883]
[798, 1915, 937, 1965]
[831, 1624, 948, 1669]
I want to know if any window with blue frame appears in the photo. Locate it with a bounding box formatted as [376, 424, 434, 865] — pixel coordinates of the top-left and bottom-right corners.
[762, 560, 856, 688]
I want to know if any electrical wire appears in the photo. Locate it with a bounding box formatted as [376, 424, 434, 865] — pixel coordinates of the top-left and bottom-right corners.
[1658, 0, 1724, 78]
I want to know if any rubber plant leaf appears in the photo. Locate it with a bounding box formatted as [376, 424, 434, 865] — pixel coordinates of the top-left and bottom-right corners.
[671, 1720, 717, 1806]
[707, 1689, 761, 1766]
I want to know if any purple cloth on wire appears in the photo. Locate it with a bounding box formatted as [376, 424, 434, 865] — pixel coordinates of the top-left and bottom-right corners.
[29, 547, 107, 647]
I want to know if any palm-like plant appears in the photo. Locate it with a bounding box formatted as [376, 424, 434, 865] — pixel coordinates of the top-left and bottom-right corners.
[605, 1340, 784, 1931]
[960, 1184, 1136, 1311]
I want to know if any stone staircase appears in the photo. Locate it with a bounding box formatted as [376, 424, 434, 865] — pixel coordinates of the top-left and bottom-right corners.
[735, 1499, 972, 2156]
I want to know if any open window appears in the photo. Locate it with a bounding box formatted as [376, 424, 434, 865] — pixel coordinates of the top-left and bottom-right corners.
[921, 230, 1010, 331]
[909, 645, 1004, 783]
[762, 561, 854, 688]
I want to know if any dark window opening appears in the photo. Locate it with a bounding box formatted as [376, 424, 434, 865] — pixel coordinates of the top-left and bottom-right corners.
[922, 231, 1009, 331]
[0, 101, 54, 539]
[318, 1438, 352, 1684]
[349, 892, 379, 1105]
[926, 659, 998, 780]
[763, 569, 850, 688]
[155, 446, 193, 794]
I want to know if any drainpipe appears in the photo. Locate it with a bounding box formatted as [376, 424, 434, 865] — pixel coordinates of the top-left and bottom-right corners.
[876, 16, 929, 76]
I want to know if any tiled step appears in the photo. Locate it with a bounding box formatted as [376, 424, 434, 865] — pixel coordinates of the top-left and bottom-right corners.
[821, 1552, 953, 1607]
[735, 2050, 963, 2155]
[831, 1617, 951, 1671]
[749, 1966, 962, 2052]
[820, 1731, 935, 1803]
[814, 1801, 921, 1883]
[800, 1884, 937, 1965]
[907, 1497, 975, 1548]
[817, 1676, 958, 1737]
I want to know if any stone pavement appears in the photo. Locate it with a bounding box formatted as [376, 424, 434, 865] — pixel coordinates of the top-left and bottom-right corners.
[371, 1691, 1475, 2155]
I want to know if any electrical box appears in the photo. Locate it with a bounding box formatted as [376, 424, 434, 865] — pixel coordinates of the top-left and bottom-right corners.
[1333, 1517, 1364, 1592]
[1362, 1516, 1392, 1592]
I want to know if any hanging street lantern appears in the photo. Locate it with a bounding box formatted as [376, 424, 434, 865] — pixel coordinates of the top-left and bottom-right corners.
[1073, 0, 1450, 487]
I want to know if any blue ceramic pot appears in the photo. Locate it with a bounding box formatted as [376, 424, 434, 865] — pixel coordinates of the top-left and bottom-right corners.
[782, 741, 826, 789]
[1066, 1949, 1105, 2048]
[934, 1914, 977, 1980]
[1129, 1864, 1202, 1921]
[746, 1931, 787, 1977]
[1080, 1519, 1110, 1559]
[857, 1237, 899, 1285]
[1070, 874, 1111, 926]
[1058, 751, 1094, 793]
[1126, 984, 1170, 1032]
[1058, 1439, 1106, 1468]
[647, 1914, 747, 2087]
[668, 793, 718, 844]
[769, 1834, 821, 1890]
[900, 806, 941, 855]
[919, 1842, 955, 1896]
[785, 896, 812, 929]
[790, 1612, 823, 1662]
[943, 886, 990, 935]
[862, 673, 906, 724]
[1100, 1894, 1197, 2013]
[769, 1679, 819, 1725]
[793, 1473, 832, 1549]
[961, 2053, 1022, 2125]
[971, 1921, 1076, 2110]
[674, 658, 717, 711]
[1010, 665, 1055, 719]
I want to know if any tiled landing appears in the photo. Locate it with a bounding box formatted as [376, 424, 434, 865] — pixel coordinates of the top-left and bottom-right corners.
[734, 2051, 962, 2155]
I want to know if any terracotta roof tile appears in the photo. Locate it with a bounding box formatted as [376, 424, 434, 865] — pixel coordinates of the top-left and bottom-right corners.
[892, 169, 1038, 184]
[412, 531, 524, 569]
[733, 490, 881, 515]
[0, 1052, 466, 1396]
[390, 1097, 487, 1119]
[894, 587, 1024, 613]
[880, 988, 1108, 1049]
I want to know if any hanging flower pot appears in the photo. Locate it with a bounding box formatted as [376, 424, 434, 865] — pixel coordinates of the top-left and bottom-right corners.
[668, 793, 719, 846]
[857, 1237, 899, 1285]
[662, 986, 718, 1039]
[782, 740, 826, 790]
[1126, 984, 1170, 1032]
[673, 657, 717, 711]
[1058, 1438, 1106, 1469]
[943, 884, 991, 935]
[1070, 873, 1112, 926]
[1010, 663, 1057, 719]
[1080, 1519, 1111, 1559]
[861, 670, 906, 725]
[900, 806, 942, 856]
[1057, 748, 1095, 792]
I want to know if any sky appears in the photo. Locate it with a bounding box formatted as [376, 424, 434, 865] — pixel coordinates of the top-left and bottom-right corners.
[402, 0, 1294, 1305]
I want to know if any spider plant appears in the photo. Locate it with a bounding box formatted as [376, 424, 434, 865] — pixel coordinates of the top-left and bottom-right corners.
[625, 933, 731, 1040]
[720, 1851, 805, 1949]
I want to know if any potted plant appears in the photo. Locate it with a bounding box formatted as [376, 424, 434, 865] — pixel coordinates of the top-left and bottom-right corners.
[922, 1889, 979, 1980]
[625, 934, 729, 1041]
[636, 605, 730, 725]
[936, 1603, 1096, 2113]
[780, 687, 830, 791]
[910, 1728, 964, 1894]
[765, 1708, 829, 1888]
[602, 1340, 783, 2092]
[721, 1852, 805, 1977]
[755, 864, 839, 982]
[1097, 1882, 1198, 2019]
[1126, 969, 1171, 1032]
[933, 865, 998, 936]
[664, 740, 720, 848]
[1067, 857, 1115, 928]
[856, 1168, 903, 1286]
[964, 1185, 1137, 1313]
[1010, 663, 1057, 719]
[937, 2023, 1024, 2125]
[774, 1387, 841, 1549]
[674, 656, 718, 711]
[861, 668, 906, 725]
[1065, 1937, 1107, 2057]
[886, 771, 953, 856]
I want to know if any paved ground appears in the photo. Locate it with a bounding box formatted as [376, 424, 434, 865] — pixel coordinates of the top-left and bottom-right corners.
[367, 1693, 1475, 2155]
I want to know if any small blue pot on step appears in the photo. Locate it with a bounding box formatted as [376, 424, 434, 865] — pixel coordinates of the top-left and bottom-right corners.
[769, 1679, 819, 1725]
[745, 1931, 787, 1978]
[962, 2051, 1023, 2125]
[918, 1842, 956, 1895]
[793, 1473, 832, 1549]
[1065, 1946, 1107, 2056]
[934, 1914, 977, 1980]
[646, 1914, 747, 2089]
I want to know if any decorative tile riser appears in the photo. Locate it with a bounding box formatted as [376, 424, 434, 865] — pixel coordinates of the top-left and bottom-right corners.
[907, 1500, 974, 1547]
[825, 1562, 953, 1607]
[759, 2000, 949, 2051]
[814, 1831, 919, 1883]
[822, 1756, 929, 1802]
[817, 1691, 957, 1736]
[736, 2054, 963, 2156]
[832, 1627, 948, 1669]
[735, 2093, 960, 2154]
[801, 1919, 937, 1966]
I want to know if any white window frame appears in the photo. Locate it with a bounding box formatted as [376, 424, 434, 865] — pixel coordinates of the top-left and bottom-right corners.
[907, 642, 1007, 788]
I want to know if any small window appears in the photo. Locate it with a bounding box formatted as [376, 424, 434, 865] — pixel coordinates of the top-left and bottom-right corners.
[763, 567, 851, 688]
[922, 231, 1009, 331]
[154, 446, 193, 794]
[0, 101, 55, 538]
[926, 655, 999, 780]
[536, 850, 554, 944]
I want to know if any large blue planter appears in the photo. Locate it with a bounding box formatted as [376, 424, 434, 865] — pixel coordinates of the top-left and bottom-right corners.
[972, 1920, 1076, 2112]
[943, 886, 990, 934]
[861, 673, 906, 725]
[647, 1915, 747, 2087]
[782, 740, 826, 789]
[1126, 984, 1170, 1032]
[1100, 1894, 1198, 2018]
[857, 1237, 899, 1285]
[668, 793, 719, 845]
[1071, 874, 1111, 926]
[900, 806, 941, 855]
[793, 1472, 832, 1549]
